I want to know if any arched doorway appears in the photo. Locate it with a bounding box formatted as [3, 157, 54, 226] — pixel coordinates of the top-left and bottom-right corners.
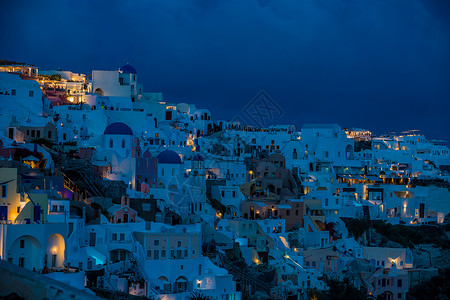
[175, 276, 188, 293]
[109, 249, 132, 263]
[9, 235, 42, 271]
[380, 291, 394, 300]
[94, 88, 103, 96]
[158, 276, 171, 292]
[46, 233, 65, 269]
[267, 184, 276, 194]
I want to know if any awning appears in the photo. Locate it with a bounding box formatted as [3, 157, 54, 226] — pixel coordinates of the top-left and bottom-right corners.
[23, 155, 39, 161]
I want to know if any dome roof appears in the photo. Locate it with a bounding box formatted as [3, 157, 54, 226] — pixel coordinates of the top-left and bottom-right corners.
[157, 150, 182, 164]
[119, 64, 137, 74]
[192, 154, 204, 161]
[104, 122, 133, 135]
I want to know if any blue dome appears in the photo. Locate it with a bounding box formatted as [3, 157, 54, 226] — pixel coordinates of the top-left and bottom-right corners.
[157, 150, 182, 164]
[193, 154, 204, 161]
[119, 64, 137, 74]
[104, 122, 133, 135]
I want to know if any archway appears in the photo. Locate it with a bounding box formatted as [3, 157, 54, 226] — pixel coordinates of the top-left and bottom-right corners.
[158, 276, 171, 292]
[109, 249, 132, 263]
[267, 184, 276, 194]
[175, 276, 188, 293]
[380, 291, 394, 300]
[94, 88, 103, 96]
[9, 235, 42, 271]
[46, 233, 65, 269]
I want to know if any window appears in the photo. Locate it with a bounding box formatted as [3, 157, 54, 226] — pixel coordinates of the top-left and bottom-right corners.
[122, 139, 125, 148]
[19, 257, 25, 267]
[154, 240, 160, 246]
[325, 199, 328, 206]
[17, 206, 20, 214]
[398, 293, 402, 299]
[11, 89, 16, 96]
[59, 205, 64, 212]
[63, 133, 66, 140]
[89, 232, 96, 246]
[154, 250, 159, 260]
[171, 250, 175, 258]
[120, 233, 125, 241]
[161, 250, 166, 258]
[397, 279, 402, 287]
[36, 131, 40, 138]
[199, 264, 202, 275]
[286, 210, 290, 216]
[48, 131, 52, 139]
[184, 249, 188, 257]
[177, 241, 181, 247]
[112, 233, 117, 241]
[2, 184, 8, 198]
[109, 139, 113, 148]
[20, 239, 25, 248]
[221, 191, 225, 197]
[52, 205, 58, 212]
[29, 91, 34, 97]
[180, 265, 183, 270]
[232, 191, 236, 197]
[147, 250, 152, 258]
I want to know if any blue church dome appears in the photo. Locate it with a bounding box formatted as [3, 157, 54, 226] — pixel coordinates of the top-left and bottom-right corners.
[157, 150, 182, 164]
[119, 64, 137, 74]
[104, 122, 133, 135]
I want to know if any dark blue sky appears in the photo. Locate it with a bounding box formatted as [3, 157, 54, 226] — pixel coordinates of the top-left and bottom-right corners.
[1, 0, 449, 142]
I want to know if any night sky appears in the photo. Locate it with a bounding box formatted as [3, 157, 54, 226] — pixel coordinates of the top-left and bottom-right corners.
[1, 0, 449, 142]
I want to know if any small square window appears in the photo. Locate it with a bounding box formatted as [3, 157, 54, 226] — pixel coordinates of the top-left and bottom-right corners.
[154, 240, 160, 246]
[29, 91, 34, 97]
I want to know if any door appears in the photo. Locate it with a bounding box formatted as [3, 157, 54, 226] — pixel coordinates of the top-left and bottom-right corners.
[0, 206, 7, 221]
[52, 255, 57, 268]
[124, 213, 129, 223]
